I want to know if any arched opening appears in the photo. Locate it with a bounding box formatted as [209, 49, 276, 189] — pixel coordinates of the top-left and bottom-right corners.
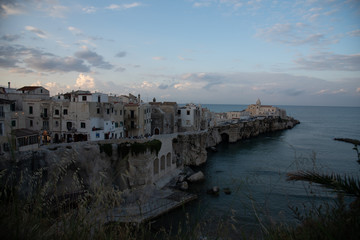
[67, 134, 73, 142]
[160, 155, 165, 171]
[154, 128, 160, 135]
[54, 134, 59, 143]
[221, 133, 229, 142]
[166, 152, 171, 167]
[153, 158, 159, 175]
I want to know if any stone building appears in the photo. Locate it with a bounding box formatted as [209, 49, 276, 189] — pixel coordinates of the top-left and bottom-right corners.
[246, 98, 286, 118]
[123, 94, 151, 138]
[0, 99, 13, 154]
[178, 103, 201, 132]
[50, 90, 125, 142]
[225, 110, 250, 120]
[150, 101, 179, 135]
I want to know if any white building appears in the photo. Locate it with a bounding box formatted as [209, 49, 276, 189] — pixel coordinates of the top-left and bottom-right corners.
[178, 103, 201, 132]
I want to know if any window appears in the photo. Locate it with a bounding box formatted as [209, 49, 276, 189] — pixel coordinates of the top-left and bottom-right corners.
[107, 109, 110, 114]
[30, 120, 33, 127]
[120, 110, 122, 115]
[3, 143, 9, 152]
[82, 96, 87, 101]
[55, 121, 59, 127]
[187, 110, 190, 115]
[130, 110, 134, 118]
[29, 106, 33, 114]
[97, 108, 100, 114]
[0, 106, 4, 117]
[66, 122, 72, 131]
[115, 122, 119, 128]
[186, 120, 190, 125]
[55, 109, 59, 115]
[0, 122, 3, 136]
[43, 121, 49, 130]
[63, 109, 68, 115]
[115, 110, 117, 115]
[81, 122, 86, 128]
[10, 103, 15, 111]
[131, 121, 135, 129]
[98, 96, 101, 103]
[178, 110, 181, 115]
[11, 120, 16, 127]
[112, 108, 114, 113]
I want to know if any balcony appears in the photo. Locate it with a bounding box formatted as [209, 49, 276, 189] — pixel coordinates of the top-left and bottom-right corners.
[41, 113, 49, 119]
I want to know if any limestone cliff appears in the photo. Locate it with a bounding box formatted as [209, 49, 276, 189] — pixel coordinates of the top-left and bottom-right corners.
[173, 117, 299, 166]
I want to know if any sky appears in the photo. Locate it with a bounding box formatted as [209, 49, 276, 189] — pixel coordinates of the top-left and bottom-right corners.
[0, 0, 359, 106]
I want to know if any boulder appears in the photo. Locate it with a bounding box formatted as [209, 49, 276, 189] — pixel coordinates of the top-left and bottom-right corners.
[187, 171, 205, 182]
[180, 181, 189, 190]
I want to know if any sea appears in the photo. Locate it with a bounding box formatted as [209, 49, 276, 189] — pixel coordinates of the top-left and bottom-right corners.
[153, 105, 360, 238]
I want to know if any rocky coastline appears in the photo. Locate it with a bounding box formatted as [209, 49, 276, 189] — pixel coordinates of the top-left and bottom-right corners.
[0, 116, 300, 223]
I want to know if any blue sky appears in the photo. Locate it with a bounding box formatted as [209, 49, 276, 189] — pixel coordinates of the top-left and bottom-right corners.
[0, 0, 359, 106]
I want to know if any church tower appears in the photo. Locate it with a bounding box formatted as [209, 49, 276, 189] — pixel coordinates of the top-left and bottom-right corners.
[256, 98, 261, 106]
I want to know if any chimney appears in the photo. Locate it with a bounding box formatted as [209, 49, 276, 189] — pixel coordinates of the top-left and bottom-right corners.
[138, 94, 141, 103]
[8, 82, 10, 89]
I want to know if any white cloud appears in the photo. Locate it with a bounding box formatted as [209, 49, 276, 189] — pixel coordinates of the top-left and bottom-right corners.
[75, 73, 95, 89]
[357, 88, 360, 93]
[256, 23, 337, 46]
[82, 6, 96, 13]
[294, 52, 360, 71]
[152, 56, 166, 61]
[68, 26, 83, 35]
[25, 26, 47, 39]
[106, 2, 142, 10]
[0, 3, 25, 17]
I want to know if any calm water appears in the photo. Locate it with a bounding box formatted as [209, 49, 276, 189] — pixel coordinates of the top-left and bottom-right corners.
[154, 105, 360, 237]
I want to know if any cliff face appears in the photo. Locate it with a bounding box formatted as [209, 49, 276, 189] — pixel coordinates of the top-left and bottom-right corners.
[174, 117, 300, 166]
[0, 140, 163, 198]
[0, 117, 299, 197]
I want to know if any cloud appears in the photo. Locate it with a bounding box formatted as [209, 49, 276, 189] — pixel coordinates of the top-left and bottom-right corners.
[1, 34, 21, 41]
[24, 56, 90, 73]
[294, 52, 360, 71]
[152, 56, 166, 61]
[75, 74, 95, 89]
[115, 51, 127, 58]
[106, 2, 142, 10]
[68, 26, 83, 36]
[47, 4, 67, 18]
[115, 66, 126, 72]
[256, 23, 336, 46]
[25, 26, 47, 39]
[357, 88, 360, 93]
[178, 56, 193, 61]
[0, 1, 25, 17]
[74, 48, 113, 69]
[0, 57, 18, 68]
[9, 67, 34, 74]
[348, 29, 360, 37]
[82, 6, 96, 14]
[193, 2, 212, 8]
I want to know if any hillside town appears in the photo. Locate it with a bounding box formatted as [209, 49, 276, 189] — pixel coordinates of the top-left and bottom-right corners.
[0, 83, 287, 154]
